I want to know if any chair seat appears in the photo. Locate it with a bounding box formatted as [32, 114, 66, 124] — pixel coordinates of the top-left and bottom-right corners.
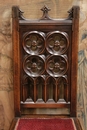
[10, 117, 83, 130]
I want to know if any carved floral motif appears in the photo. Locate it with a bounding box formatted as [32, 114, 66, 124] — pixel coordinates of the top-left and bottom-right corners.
[46, 31, 69, 55]
[23, 31, 45, 54]
[23, 55, 45, 77]
[46, 55, 68, 77]
[23, 31, 68, 77]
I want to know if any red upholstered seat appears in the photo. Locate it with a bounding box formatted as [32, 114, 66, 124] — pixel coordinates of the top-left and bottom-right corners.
[11, 118, 82, 130]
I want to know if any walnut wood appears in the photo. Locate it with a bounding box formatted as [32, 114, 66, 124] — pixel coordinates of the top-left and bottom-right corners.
[10, 5, 83, 130]
[21, 102, 70, 108]
[70, 6, 80, 117]
[12, 5, 81, 128]
[9, 118, 18, 130]
[12, 6, 21, 117]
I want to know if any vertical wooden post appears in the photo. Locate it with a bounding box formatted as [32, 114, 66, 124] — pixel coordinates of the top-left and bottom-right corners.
[12, 6, 21, 117]
[71, 6, 80, 117]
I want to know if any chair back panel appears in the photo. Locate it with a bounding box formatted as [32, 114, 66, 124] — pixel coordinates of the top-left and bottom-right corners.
[12, 5, 79, 117]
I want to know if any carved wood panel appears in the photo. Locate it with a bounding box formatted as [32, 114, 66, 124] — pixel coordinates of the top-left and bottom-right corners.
[21, 30, 69, 106]
[12, 5, 79, 116]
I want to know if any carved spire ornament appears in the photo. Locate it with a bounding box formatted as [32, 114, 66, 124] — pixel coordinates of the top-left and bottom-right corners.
[67, 7, 73, 20]
[18, 8, 25, 20]
[40, 5, 52, 20]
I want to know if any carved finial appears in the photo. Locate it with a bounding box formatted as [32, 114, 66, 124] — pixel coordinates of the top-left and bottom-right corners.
[12, 6, 25, 20]
[40, 5, 52, 20]
[18, 7, 25, 20]
[67, 7, 73, 20]
[41, 5, 50, 12]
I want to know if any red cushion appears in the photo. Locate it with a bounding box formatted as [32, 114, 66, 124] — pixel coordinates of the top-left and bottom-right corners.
[14, 118, 76, 130]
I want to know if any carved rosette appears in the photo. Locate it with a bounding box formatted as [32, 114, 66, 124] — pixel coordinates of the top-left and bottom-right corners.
[46, 31, 69, 55]
[23, 31, 69, 78]
[46, 55, 68, 77]
[23, 31, 45, 55]
[23, 55, 45, 77]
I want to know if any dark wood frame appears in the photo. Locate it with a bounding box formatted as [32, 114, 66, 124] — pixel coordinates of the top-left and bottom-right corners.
[12, 5, 80, 118]
[10, 5, 84, 130]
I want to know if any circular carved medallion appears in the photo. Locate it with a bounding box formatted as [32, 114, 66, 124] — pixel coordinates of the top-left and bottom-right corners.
[46, 55, 68, 77]
[46, 31, 69, 55]
[23, 31, 45, 54]
[23, 55, 45, 77]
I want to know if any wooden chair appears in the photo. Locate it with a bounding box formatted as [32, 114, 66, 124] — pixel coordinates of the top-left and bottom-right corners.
[10, 5, 83, 130]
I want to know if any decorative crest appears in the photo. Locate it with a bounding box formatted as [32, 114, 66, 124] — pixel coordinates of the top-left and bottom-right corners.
[40, 5, 52, 20]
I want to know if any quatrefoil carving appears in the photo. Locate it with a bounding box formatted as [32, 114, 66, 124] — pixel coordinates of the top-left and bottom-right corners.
[23, 31, 69, 77]
[46, 31, 69, 55]
[23, 31, 69, 55]
[23, 55, 45, 77]
[23, 31, 45, 55]
[46, 55, 68, 77]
